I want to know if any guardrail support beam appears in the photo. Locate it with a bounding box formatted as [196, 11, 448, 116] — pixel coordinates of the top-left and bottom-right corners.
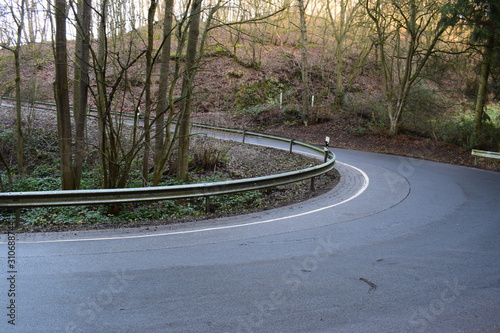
[310, 177, 315, 194]
[15, 208, 20, 228]
[205, 196, 210, 213]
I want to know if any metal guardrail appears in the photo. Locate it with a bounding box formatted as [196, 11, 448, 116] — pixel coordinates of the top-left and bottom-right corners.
[0, 97, 336, 211]
[1, 96, 131, 119]
[471, 149, 500, 166]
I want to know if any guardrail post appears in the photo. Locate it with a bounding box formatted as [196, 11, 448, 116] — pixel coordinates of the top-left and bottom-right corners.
[242, 130, 246, 144]
[15, 208, 20, 228]
[289, 139, 294, 154]
[310, 177, 316, 194]
[205, 196, 210, 213]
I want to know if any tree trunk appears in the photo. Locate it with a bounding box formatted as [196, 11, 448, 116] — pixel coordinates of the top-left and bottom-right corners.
[142, 0, 158, 185]
[26, 0, 36, 43]
[334, 46, 344, 106]
[73, 0, 91, 188]
[474, 34, 494, 138]
[96, 0, 109, 188]
[332, 0, 346, 106]
[14, 50, 24, 175]
[54, 0, 75, 190]
[297, 0, 310, 123]
[10, 0, 26, 174]
[153, 0, 175, 186]
[388, 100, 405, 137]
[176, 0, 202, 182]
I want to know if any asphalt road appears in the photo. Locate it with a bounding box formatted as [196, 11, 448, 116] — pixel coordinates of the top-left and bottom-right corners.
[1, 148, 499, 333]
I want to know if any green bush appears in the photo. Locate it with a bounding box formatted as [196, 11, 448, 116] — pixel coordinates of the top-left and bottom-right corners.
[351, 126, 367, 137]
[32, 165, 58, 178]
[118, 201, 178, 222]
[282, 105, 302, 123]
[436, 117, 500, 151]
[402, 82, 448, 137]
[209, 190, 264, 213]
[344, 91, 388, 125]
[0, 126, 14, 160]
[236, 78, 285, 109]
[79, 170, 102, 189]
[13, 175, 60, 191]
[21, 206, 111, 226]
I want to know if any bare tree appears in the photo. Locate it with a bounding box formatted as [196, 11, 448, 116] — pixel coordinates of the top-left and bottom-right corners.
[141, 0, 158, 184]
[53, 0, 74, 189]
[325, 0, 371, 106]
[152, 0, 176, 186]
[297, 0, 310, 123]
[24, 0, 36, 43]
[72, 0, 91, 188]
[90, 0, 148, 189]
[474, 32, 496, 137]
[0, 0, 25, 174]
[364, 0, 457, 136]
[177, 0, 203, 181]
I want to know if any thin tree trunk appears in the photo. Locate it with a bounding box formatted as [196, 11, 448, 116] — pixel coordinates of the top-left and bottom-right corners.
[297, 0, 310, 123]
[142, 0, 158, 185]
[153, 0, 174, 186]
[73, 0, 91, 188]
[474, 34, 494, 138]
[10, 0, 26, 174]
[332, 0, 346, 106]
[177, 0, 202, 181]
[96, 0, 109, 188]
[14, 50, 24, 174]
[54, 0, 75, 190]
[26, 0, 35, 43]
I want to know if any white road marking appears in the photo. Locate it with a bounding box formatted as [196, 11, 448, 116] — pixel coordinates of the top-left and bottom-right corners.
[5, 162, 369, 244]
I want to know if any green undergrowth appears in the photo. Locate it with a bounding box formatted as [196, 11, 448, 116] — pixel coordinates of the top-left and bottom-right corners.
[0, 188, 265, 231]
[0, 191, 266, 234]
[0, 166, 268, 231]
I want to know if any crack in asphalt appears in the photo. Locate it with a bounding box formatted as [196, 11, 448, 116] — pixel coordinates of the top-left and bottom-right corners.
[359, 277, 378, 293]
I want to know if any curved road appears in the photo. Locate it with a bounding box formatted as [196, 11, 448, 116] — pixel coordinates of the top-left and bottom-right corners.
[1, 149, 499, 332]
